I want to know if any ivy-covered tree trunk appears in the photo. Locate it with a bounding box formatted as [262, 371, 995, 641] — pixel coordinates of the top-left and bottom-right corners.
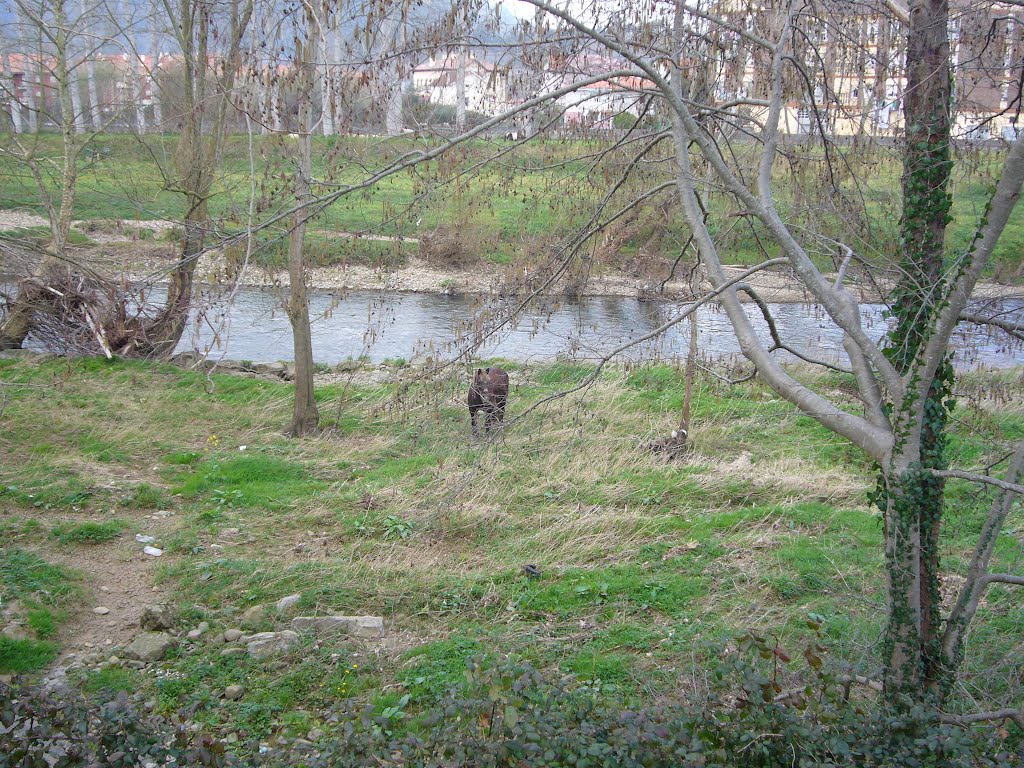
[880, 0, 954, 704]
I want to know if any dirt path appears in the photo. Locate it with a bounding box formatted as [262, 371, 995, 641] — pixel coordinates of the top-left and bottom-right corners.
[48, 534, 173, 659]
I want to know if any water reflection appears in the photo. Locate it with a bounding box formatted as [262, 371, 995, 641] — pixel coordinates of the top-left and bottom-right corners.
[173, 287, 1024, 370]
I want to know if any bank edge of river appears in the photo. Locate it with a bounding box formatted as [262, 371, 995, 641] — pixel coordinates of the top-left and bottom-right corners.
[2, 211, 1022, 303]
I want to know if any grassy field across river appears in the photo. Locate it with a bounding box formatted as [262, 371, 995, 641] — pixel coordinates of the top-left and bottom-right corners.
[2, 133, 1023, 280]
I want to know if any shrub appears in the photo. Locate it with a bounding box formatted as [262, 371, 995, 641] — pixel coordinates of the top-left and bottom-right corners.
[2, 631, 1019, 767]
[0, 682, 227, 767]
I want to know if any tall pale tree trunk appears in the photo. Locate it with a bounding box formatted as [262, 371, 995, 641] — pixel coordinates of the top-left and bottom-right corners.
[386, 77, 403, 136]
[2, 53, 23, 133]
[150, 0, 163, 130]
[381, 12, 404, 136]
[67, 10, 85, 137]
[330, 22, 342, 131]
[319, 7, 334, 136]
[286, 17, 319, 436]
[83, 0, 100, 129]
[85, 59, 100, 128]
[118, 0, 146, 133]
[385, 82, 401, 135]
[455, 43, 466, 133]
[17, 21, 38, 133]
[69, 66, 85, 134]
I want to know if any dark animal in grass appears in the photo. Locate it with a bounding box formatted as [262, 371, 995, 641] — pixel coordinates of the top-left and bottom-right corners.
[468, 366, 510, 437]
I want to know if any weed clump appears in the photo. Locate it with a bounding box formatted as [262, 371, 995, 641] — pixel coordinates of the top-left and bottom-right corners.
[50, 519, 129, 545]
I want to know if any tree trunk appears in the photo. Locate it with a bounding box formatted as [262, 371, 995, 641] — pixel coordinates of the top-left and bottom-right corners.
[150, 0, 163, 130]
[880, 0, 954, 704]
[386, 77, 404, 136]
[287, 20, 319, 437]
[53, 0, 79, 255]
[85, 58, 100, 129]
[119, 0, 146, 133]
[138, 0, 252, 358]
[83, 0, 101, 130]
[382, 13, 404, 136]
[2, 52, 22, 133]
[69, 68, 85, 134]
[456, 44, 467, 133]
[1, 0, 80, 349]
[330, 22, 342, 132]
[0, 282, 41, 349]
[17, 20, 38, 133]
[320, 7, 334, 136]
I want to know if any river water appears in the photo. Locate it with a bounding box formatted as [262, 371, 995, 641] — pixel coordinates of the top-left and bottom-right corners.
[173, 287, 1024, 370]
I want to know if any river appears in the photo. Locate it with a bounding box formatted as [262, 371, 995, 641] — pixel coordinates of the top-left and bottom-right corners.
[173, 287, 1024, 370]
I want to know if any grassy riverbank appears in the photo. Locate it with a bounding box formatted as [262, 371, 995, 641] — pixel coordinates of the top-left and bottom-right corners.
[1, 354, 1022, 747]
[2, 134, 1023, 280]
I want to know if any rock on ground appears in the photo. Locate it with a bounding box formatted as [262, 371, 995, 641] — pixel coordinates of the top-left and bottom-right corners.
[275, 594, 302, 612]
[1, 623, 30, 640]
[292, 615, 384, 639]
[245, 630, 300, 659]
[224, 684, 244, 700]
[123, 632, 176, 662]
[140, 604, 175, 631]
[239, 605, 267, 629]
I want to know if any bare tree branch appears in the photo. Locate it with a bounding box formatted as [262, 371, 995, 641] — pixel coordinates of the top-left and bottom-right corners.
[959, 312, 1024, 342]
[943, 440, 1024, 667]
[881, 1, 910, 25]
[931, 469, 1024, 495]
[940, 708, 1024, 728]
[984, 573, 1024, 587]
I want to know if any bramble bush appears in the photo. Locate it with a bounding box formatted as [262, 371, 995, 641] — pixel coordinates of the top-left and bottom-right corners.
[3, 624, 1020, 767]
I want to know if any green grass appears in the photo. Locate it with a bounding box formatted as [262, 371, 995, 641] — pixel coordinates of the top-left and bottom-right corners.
[0, 356, 1021, 744]
[1, 134, 1021, 278]
[83, 666, 140, 696]
[0, 547, 78, 602]
[49, 519, 130, 545]
[0, 548, 81, 673]
[0, 225, 93, 246]
[0, 637, 59, 673]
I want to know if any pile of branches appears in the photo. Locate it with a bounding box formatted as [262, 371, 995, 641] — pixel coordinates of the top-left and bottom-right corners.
[5, 264, 161, 358]
[418, 225, 482, 269]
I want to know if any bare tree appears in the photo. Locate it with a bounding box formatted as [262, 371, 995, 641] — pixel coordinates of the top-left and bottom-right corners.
[136, 0, 254, 357]
[285, 0, 319, 436]
[486, 0, 1024, 716]
[0, 0, 95, 347]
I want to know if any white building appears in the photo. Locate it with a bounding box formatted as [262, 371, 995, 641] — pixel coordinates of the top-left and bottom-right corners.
[557, 75, 652, 129]
[411, 54, 507, 116]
